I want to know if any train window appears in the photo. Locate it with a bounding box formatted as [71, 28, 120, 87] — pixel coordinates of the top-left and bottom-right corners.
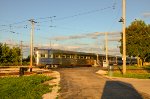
[80, 56, 84, 59]
[66, 55, 70, 58]
[49, 54, 53, 58]
[62, 55, 66, 58]
[45, 54, 48, 58]
[77, 56, 80, 59]
[54, 54, 60, 58]
[86, 56, 91, 59]
[41, 54, 45, 58]
[70, 55, 74, 59]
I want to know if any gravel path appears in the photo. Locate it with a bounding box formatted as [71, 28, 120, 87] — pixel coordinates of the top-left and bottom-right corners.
[56, 67, 145, 99]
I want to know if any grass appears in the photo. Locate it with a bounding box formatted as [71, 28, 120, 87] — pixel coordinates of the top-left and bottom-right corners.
[108, 65, 150, 79]
[115, 65, 142, 70]
[109, 72, 150, 79]
[0, 75, 54, 99]
[116, 65, 150, 70]
[143, 66, 150, 70]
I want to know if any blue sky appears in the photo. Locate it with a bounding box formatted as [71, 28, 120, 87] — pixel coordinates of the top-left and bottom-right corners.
[0, 0, 150, 56]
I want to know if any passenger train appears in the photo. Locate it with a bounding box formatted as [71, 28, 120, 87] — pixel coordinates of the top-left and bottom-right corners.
[34, 48, 137, 68]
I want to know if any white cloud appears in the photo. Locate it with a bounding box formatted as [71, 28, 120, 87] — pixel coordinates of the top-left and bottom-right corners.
[34, 31, 121, 55]
[73, 42, 89, 46]
[143, 12, 150, 18]
[33, 41, 121, 56]
[108, 37, 120, 41]
[51, 31, 121, 41]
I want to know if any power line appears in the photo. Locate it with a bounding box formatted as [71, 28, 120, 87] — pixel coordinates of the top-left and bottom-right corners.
[1, 2, 118, 50]
[0, 24, 29, 32]
[0, 20, 28, 27]
[107, 0, 121, 32]
[38, 5, 115, 24]
[0, 3, 116, 32]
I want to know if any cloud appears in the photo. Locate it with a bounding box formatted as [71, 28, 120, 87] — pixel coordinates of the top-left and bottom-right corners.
[51, 35, 87, 41]
[51, 34, 87, 41]
[37, 31, 121, 55]
[73, 42, 89, 46]
[143, 12, 150, 18]
[52, 36, 69, 41]
[51, 31, 121, 41]
[33, 41, 121, 56]
[108, 37, 120, 41]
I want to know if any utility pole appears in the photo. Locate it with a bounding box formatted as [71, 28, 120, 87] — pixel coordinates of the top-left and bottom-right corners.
[50, 40, 52, 49]
[20, 41, 23, 66]
[29, 19, 37, 72]
[96, 38, 99, 66]
[105, 32, 108, 66]
[122, 0, 126, 74]
[119, 0, 126, 74]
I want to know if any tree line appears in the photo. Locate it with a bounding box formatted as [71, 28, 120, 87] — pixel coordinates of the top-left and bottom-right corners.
[0, 43, 32, 66]
[0, 43, 21, 66]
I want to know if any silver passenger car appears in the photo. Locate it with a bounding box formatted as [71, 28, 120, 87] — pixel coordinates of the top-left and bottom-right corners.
[34, 48, 96, 68]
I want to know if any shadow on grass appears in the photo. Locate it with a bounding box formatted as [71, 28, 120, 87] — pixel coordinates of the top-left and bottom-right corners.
[101, 81, 143, 99]
[116, 65, 123, 74]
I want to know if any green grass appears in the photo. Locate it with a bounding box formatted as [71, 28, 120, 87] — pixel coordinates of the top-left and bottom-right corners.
[0, 75, 54, 99]
[115, 65, 142, 69]
[110, 72, 150, 79]
[115, 65, 150, 70]
[143, 66, 150, 70]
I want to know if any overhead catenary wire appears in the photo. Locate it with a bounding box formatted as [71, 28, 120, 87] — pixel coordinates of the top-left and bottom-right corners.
[0, 20, 29, 31]
[38, 5, 115, 24]
[0, 1, 120, 52]
[107, 0, 121, 32]
[0, 2, 116, 32]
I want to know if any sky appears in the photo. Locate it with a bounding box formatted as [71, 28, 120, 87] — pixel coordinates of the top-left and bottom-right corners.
[0, 0, 150, 57]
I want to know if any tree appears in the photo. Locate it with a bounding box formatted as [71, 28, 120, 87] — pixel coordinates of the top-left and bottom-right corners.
[0, 43, 3, 62]
[120, 20, 150, 66]
[1, 43, 11, 64]
[10, 47, 21, 65]
[0, 43, 21, 66]
[22, 55, 35, 65]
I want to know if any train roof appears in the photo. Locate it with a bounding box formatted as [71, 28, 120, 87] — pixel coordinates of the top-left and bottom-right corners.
[34, 48, 106, 56]
[34, 48, 137, 59]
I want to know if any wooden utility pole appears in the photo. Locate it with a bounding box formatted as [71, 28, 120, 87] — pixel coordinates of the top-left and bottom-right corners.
[122, 0, 126, 74]
[29, 19, 36, 72]
[20, 41, 23, 66]
[96, 38, 99, 66]
[105, 32, 108, 66]
[50, 40, 52, 49]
